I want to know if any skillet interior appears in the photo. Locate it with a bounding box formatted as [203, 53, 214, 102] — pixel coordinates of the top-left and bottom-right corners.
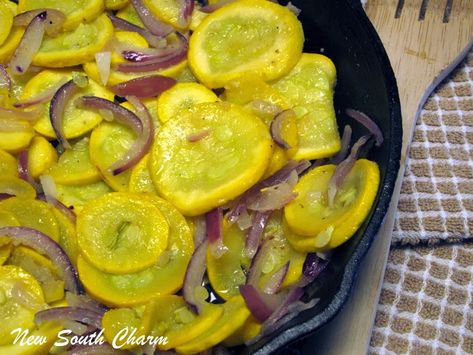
[240, 0, 402, 353]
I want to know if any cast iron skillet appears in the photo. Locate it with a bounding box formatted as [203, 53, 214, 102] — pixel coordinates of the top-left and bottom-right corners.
[238, 0, 402, 353]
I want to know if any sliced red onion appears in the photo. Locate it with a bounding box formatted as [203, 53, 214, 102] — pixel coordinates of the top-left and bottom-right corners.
[346, 108, 384, 147]
[176, 0, 194, 28]
[116, 35, 188, 73]
[0, 64, 11, 91]
[68, 344, 130, 355]
[260, 286, 304, 334]
[192, 216, 207, 246]
[130, 0, 174, 37]
[95, 52, 111, 86]
[227, 160, 310, 224]
[247, 182, 297, 212]
[263, 262, 289, 295]
[246, 238, 271, 286]
[35, 307, 103, 329]
[121, 45, 182, 62]
[329, 124, 352, 164]
[252, 298, 318, 344]
[37, 193, 76, 223]
[200, 0, 236, 13]
[183, 240, 208, 313]
[270, 110, 295, 150]
[206, 207, 227, 258]
[286, 2, 301, 16]
[327, 135, 370, 207]
[0, 193, 14, 200]
[239, 284, 280, 322]
[112, 95, 155, 175]
[0, 226, 82, 294]
[18, 150, 42, 193]
[111, 75, 176, 98]
[187, 129, 211, 142]
[76, 96, 143, 134]
[9, 11, 47, 76]
[0, 106, 41, 121]
[13, 78, 68, 108]
[14, 9, 66, 36]
[50, 80, 81, 149]
[107, 13, 165, 48]
[65, 292, 108, 314]
[245, 211, 271, 259]
[298, 253, 329, 287]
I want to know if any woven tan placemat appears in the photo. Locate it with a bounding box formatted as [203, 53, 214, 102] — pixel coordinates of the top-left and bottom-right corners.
[370, 52, 473, 354]
[369, 243, 473, 354]
[392, 53, 473, 246]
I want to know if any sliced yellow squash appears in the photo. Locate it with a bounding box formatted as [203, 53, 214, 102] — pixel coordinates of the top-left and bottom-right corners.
[188, 0, 304, 88]
[32, 14, 113, 67]
[284, 159, 380, 250]
[150, 102, 272, 216]
[18, 0, 104, 31]
[77, 192, 169, 274]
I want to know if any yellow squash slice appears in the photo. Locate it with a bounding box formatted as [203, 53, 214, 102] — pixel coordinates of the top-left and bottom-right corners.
[0, 149, 17, 177]
[0, 0, 14, 47]
[0, 197, 60, 241]
[27, 136, 58, 178]
[46, 137, 101, 185]
[18, 0, 104, 31]
[78, 194, 193, 306]
[284, 159, 380, 250]
[150, 102, 272, 216]
[271, 53, 341, 160]
[20, 69, 114, 140]
[176, 296, 250, 354]
[32, 14, 113, 67]
[157, 82, 218, 123]
[188, 0, 304, 88]
[0, 265, 46, 346]
[77, 192, 169, 274]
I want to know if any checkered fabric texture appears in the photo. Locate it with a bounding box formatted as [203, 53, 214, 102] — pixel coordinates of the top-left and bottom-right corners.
[392, 53, 473, 245]
[369, 52, 473, 354]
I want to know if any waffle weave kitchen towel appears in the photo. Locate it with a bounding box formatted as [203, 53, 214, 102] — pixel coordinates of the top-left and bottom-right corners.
[392, 52, 473, 245]
[370, 52, 473, 354]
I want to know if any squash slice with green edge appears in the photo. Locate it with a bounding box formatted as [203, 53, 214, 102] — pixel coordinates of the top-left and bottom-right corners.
[150, 101, 272, 216]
